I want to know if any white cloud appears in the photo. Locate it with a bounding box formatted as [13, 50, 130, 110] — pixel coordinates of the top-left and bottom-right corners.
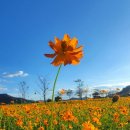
[7, 93, 19, 97]
[3, 71, 29, 78]
[0, 86, 7, 91]
[93, 82, 130, 89]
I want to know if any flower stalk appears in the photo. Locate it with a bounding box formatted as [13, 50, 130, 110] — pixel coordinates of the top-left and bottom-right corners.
[52, 64, 62, 101]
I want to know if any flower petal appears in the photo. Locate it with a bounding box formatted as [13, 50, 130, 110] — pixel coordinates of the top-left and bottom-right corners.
[49, 41, 57, 52]
[71, 56, 80, 65]
[73, 51, 83, 59]
[72, 46, 83, 52]
[54, 37, 62, 52]
[51, 55, 64, 66]
[63, 34, 70, 42]
[63, 54, 72, 65]
[63, 53, 80, 66]
[71, 60, 80, 65]
[55, 37, 61, 45]
[69, 37, 78, 49]
[70, 51, 83, 55]
[44, 53, 56, 58]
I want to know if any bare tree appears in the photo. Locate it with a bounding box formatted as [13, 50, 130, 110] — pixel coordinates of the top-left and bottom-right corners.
[83, 87, 89, 99]
[18, 81, 29, 102]
[38, 76, 49, 102]
[66, 89, 73, 100]
[74, 79, 84, 100]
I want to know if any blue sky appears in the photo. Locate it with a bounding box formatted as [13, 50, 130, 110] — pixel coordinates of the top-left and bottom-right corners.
[0, 0, 130, 100]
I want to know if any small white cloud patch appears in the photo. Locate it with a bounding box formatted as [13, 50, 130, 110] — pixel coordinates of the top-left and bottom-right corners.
[3, 71, 29, 78]
[93, 82, 130, 89]
[0, 86, 7, 91]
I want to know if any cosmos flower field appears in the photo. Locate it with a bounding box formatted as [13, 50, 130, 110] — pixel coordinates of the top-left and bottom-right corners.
[1, 35, 129, 130]
[0, 97, 130, 130]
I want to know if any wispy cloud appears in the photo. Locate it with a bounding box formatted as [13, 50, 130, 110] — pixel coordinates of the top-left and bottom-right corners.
[2, 71, 29, 78]
[93, 82, 130, 89]
[0, 86, 7, 91]
[0, 78, 7, 83]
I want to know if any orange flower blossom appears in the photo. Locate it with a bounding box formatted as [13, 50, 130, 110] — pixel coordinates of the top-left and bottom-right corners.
[44, 34, 83, 66]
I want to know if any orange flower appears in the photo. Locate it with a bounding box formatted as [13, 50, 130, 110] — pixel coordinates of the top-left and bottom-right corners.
[16, 119, 23, 127]
[53, 119, 58, 125]
[62, 110, 75, 121]
[92, 117, 101, 125]
[43, 119, 48, 126]
[113, 112, 119, 122]
[44, 34, 83, 66]
[68, 124, 73, 129]
[82, 121, 98, 130]
[38, 127, 44, 130]
[59, 89, 66, 95]
[119, 106, 128, 115]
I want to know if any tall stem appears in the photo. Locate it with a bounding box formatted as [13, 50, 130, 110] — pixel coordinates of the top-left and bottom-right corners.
[52, 64, 62, 101]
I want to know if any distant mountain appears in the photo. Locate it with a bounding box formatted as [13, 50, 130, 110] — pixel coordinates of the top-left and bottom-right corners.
[70, 97, 87, 100]
[118, 85, 130, 96]
[0, 94, 34, 104]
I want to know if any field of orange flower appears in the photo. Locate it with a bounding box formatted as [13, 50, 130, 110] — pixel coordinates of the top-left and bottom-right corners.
[0, 97, 130, 130]
[0, 35, 129, 130]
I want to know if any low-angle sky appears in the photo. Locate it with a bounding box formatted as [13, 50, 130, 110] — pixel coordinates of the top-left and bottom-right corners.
[0, 0, 130, 100]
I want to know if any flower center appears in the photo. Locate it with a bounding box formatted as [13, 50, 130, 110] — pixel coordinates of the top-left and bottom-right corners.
[61, 41, 67, 51]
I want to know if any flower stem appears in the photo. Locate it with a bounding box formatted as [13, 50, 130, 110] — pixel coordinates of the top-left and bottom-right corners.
[52, 64, 62, 101]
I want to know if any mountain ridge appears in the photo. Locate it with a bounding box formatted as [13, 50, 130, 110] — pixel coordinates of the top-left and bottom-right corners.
[0, 93, 34, 104]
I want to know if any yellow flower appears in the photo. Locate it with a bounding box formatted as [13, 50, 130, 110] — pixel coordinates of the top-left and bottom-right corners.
[119, 122, 128, 128]
[44, 34, 83, 66]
